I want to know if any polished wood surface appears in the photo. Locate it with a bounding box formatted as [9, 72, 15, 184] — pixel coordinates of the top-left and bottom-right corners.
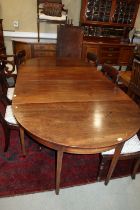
[12, 57, 140, 194]
[119, 71, 131, 87]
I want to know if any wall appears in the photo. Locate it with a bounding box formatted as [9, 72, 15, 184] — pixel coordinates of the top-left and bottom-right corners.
[0, 0, 140, 54]
[0, 0, 81, 33]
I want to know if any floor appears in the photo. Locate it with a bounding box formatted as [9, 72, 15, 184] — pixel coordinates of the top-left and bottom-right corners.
[0, 174, 140, 210]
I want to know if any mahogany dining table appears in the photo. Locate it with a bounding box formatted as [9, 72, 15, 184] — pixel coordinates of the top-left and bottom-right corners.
[12, 57, 140, 194]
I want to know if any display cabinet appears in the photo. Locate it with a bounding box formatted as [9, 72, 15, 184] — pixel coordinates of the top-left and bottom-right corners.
[80, 0, 140, 40]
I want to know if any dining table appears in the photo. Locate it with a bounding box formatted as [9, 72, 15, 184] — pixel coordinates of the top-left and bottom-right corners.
[12, 57, 140, 194]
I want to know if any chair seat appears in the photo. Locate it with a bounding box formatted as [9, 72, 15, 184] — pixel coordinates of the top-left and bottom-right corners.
[102, 134, 140, 155]
[5, 63, 17, 75]
[5, 105, 17, 125]
[7, 87, 15, 101]
[39, 13, 67, 21]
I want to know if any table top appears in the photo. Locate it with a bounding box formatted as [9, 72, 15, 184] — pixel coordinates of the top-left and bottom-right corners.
[12, 57, 140, 154]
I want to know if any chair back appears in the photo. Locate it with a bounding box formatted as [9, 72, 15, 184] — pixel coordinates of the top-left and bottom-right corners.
[87, 52, 99, 67]
[128, 59, 140, 98]
[56, 25, 83, 58]
[101, 64, 118, 83]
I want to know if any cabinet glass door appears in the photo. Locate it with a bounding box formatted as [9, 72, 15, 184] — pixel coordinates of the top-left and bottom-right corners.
[112, 0, 137, 24]
[86, 0, 112, 22]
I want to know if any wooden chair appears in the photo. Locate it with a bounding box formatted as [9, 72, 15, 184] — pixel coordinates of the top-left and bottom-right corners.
[98, 132, 140, 182]
[101, 63, 119, 83]
[87, 52, 99, 67]
[0, 94, 26, 156]
[37, 0, 68, 41]
[0, 71, 14, 105]
[0, 50, 26, 102]
[0, 51, 26, 155]
[0, 50, 26, 86]
[98, 63, 140, 182]
[128, 59, 140, 104]
[56, 25, 83, 58]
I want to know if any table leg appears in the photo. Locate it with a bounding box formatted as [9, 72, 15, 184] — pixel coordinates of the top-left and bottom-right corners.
[105, 141, 124, 185]
[56, 149, 64, 195]
[19, 126, 26, 156]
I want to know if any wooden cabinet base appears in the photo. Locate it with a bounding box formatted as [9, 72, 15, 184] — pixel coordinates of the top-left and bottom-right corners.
[82, 41, 135, 67]
[12, 39, 56, 60]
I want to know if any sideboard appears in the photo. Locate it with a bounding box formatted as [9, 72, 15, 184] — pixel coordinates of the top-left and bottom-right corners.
[13, 38, 135, 67]
[82, 40, 135, 66]
[12, 39, 56, 60]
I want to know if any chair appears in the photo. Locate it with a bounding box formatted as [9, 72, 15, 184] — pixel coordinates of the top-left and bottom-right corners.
[101, 63, 119, 84]
[37, 0, 68, 41]
[0, 94, 26, 156]
[87, 52, 99, 67]
[0, 51, 26, 156]
[0, 50, 26, 102]
[56, 25, 83, 58]
[0, 50, 26, 86]
[98, 63, 140, 182]
[97, 133, 140, 182]
[127, 59, 140, 104]
[0, 71, 14, 105]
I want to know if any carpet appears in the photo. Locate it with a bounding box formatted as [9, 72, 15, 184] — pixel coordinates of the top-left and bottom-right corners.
[0, 115, 99, 197]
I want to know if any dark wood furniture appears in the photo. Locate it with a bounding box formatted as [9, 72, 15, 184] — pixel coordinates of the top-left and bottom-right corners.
[0, 19, 6, 54]
[0, 50, 26, 86]
[132, 157, 140, 179]
[37, 0, 68, 41]
[56, 25, 83, 58]
[80, 0, 139, 65]
[97, 132, 140, 182]
[82, 41, 135, 66]
[119, 71, 131, 87]
[0, 97, 26, 155]
[12, 57, 140, 194]
[128, 59, 140, 101]
[0, 71, 26, 155]
[12, 39, 135, 67]
[80, 0, 139, 40]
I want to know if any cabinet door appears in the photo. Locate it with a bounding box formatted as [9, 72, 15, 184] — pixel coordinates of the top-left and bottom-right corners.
[32, 43, 56, 58]
[119, 47, 134, 66]
[80, 0, 139, 27]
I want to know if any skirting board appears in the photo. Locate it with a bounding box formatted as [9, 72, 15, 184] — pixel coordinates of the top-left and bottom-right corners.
[3, 31, 57, 39]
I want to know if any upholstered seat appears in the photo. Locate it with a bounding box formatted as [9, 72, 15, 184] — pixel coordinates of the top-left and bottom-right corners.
[102, 135, 140, 155]
[5, 63, 17, 75]
[98, 132, 140, 182]
[39, 12, 67, 21]
[7, 87, 15, 101]
[5, 105, 17, 124]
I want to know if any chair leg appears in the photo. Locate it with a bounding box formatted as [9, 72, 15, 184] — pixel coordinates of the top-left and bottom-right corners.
[4, 127, 10, 152]
[97, 156, 107, 181]
[19, 126, 26, 156]
[131, 158, 140, 179]
[37, 19, 40, 42]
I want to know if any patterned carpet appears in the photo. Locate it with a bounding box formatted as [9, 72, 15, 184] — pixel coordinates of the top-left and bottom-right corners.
[0, 120, 99, 197]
